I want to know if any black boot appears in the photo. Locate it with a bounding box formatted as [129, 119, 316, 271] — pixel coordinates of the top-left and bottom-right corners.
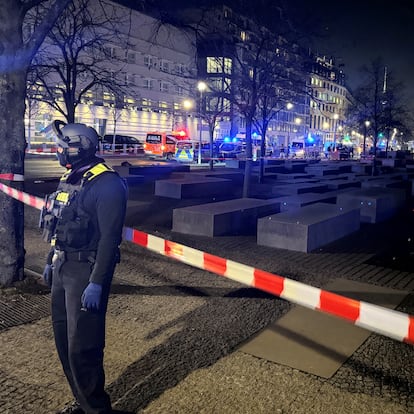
[57, 401, 85, 414]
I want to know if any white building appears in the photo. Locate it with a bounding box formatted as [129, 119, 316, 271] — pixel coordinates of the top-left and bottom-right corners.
[25, 0, 199, 146]
[308, 55, 352, 150]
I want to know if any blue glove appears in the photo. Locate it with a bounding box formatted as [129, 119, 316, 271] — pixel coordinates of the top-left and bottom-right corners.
[42, 264, 53, 288]
[81, 282, 102, 311]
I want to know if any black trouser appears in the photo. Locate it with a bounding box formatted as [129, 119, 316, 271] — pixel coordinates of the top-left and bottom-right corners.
[51, 258, 113, 414]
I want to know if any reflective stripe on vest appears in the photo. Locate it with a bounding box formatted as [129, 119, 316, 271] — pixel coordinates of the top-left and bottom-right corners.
[83, 163, 114, 181]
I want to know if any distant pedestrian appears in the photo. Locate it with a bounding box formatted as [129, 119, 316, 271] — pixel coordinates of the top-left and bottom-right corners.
[327, 145, 332, 159]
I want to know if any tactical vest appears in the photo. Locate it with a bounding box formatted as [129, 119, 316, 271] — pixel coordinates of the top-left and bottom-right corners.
[40, 162, 115, 252]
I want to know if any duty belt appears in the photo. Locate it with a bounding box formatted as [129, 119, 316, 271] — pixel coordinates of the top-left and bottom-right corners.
[54, 249, 96, 263]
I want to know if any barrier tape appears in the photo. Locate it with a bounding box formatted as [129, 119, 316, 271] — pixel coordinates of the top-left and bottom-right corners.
[1, 181, 413, 345]
[26, 147, 57, 154]
[0, 173, 24, 181]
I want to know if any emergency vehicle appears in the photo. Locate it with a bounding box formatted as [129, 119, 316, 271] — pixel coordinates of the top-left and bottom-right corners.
[175, 140, 196, 163]
[143, 130, 188, 160]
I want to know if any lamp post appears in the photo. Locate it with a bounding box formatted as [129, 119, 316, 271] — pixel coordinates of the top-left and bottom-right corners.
[333, 113, 339, 149]
[197, 81, 207, 165]
[363, 120, 370, 158]
[284, 102, 294, 152]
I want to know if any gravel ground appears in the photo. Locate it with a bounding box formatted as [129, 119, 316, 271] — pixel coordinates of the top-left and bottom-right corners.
[1, 172, 413, 414]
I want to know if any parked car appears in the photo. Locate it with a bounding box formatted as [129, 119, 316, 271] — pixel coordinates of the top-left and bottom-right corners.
[289, 142, 305, 158]
[337, 144, 351, 160]
[101, 134, 143, 153]
[200, 142, 224, 162]
[218, 142, 245, 159]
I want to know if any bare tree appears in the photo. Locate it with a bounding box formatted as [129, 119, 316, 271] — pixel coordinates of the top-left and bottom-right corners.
[0, 0, 71, 287]
[232, 28, 308, 194]
[27, 0, 134, 123]
[349, 58, 412, 174]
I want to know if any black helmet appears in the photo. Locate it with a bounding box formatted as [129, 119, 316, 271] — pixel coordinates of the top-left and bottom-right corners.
[52, 120, 98, 168]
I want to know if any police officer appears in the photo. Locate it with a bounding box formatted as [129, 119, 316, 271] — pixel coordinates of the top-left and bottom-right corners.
[40, 121, 127, 414]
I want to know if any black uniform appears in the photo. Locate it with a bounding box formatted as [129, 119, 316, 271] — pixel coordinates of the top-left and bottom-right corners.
[43, 156, 127, 414]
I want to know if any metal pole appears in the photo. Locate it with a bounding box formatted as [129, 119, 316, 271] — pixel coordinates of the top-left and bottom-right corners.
[198, 91, 203, 165]
[363, 125, 367, 158]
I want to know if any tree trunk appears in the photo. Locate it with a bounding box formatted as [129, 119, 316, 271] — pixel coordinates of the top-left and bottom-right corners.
[242, 119, 253, 198]
[209, 125, 214, 171]
[259, 121, 268, 184]
[0, 70, 27, 286]
[0, 0, 71, 286]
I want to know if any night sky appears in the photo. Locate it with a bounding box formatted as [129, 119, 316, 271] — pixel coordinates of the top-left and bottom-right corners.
[120, 0, 414, 109]
[287, 0, 414, 108]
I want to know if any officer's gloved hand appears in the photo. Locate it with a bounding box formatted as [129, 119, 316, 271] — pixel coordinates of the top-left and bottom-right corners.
[81, 282, 102, 311]
[42, 264, 53, 288]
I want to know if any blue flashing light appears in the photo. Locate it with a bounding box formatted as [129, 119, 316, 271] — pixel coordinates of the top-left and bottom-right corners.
[307, 136, 314, 143]
[232, 137, 238, 143]
[223, 136, 230, 142]
[252, 132, 258, 137]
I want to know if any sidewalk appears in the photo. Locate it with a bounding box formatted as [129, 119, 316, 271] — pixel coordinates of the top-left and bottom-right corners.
[1, 170, 414, 414]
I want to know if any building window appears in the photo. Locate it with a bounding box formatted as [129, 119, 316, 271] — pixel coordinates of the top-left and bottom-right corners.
[105, 47, 116, 58]
[143, 79, 154, 90]
[207, 57, 221, 74]
[160, 81, 169, 92]
[144, 55, 156, 68]
[206, 57, 232, 74]
[142, 98, 152, 107]
[175, 63, 185, 75]
[160, 60, 170, 73]
[223, 58, 232, 74]
[126, 51, 136, 63]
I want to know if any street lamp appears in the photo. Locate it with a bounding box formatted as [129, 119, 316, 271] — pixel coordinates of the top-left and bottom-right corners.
[363, 120, 370, 158]
[182, 99, 193, 131]
[197, 81, 207, 165]
[183, 99, 193, 111]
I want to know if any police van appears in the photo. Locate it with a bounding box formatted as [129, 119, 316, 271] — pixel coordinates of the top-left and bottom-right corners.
[175, 140, 196, 163]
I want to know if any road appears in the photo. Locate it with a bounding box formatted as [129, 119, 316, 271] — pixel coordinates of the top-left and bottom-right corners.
[24, 153, 162, 180]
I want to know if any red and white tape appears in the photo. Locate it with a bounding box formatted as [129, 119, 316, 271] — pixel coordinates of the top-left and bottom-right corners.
[26, 147, 57, 154]
[122, 227, 414, 345]
[0, 173, 24, 181]
[0, 182, 44, 210]
[1, 181, 413, 345]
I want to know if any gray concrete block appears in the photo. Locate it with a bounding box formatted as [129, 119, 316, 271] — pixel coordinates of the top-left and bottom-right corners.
[172, 198, 280, 236]
[155, 177, 233, 199]
[304, 166, 341, 176]
[323, 179, 362, 190]
[336, 188, 406, 223]
[257, 203, 360, 252]
[277, 193, 340, 211]
[351, 163, 372, 174]
[270, 182, 329, 195]
[361, 178, 412, 198]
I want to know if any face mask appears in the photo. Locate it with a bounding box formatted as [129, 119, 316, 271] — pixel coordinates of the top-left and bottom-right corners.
[56, 146, 83, 169]
[56, 147, 71, 168]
